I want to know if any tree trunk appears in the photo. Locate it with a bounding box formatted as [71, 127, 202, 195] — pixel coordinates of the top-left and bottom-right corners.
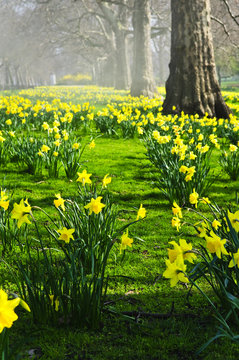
[97, 1, 130, 90]
[115, 30, 130, 89]
[96, 55, 116, 87]
[163, 0, 231, 118]
[131, 0, 156, 98]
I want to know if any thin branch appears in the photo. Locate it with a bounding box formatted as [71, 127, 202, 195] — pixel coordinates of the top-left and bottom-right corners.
[97, 0, 133, 10]
[221, 0, 239, 26]
[151, 26, 170, 38]
[211, 15, 230, 36]
[211, 16, 239, 49]
[95, 14, 112, 42]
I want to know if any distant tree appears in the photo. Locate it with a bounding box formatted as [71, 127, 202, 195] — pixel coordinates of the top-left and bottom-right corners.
[130, 0, 156, 97]
[96, 0, 131, 89]
[163, 0, 231, 118]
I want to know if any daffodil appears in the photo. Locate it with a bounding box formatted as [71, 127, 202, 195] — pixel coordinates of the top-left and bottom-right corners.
[0, 289, 20, 333]
[8, 131, 15, 137]
[206, 230, 228, 259]
[102, 174, 111, 188]
[172, 216, 181, 231]
[229, 144, 237, 152]
[54, 139, 61, 147]
[84, 196, 105, 215]
[228, 250, 239, 268]
[163, 257, 188, 287]
[172, 201, 182, 218]
[11, 199, 31, 228]
[227, 210, 239, 232]
[179, 165, 188, 173]
[200, 197, 210, 205]
[189, 152, 197, 160]
[41, 144, 50, 153]
[58, 227, 75, 243]
[42, 122, 49, 130]
[168, 239, 196, 263]
[54, 193, 65, 211]
[77, 169, 92, 185]
[185, 173, 193, 182]
[212, 219, 221, 230]
[0, 190, 9, 211]
[200, 145, 210, 153]
[189, 189, 199, 208]
[196, 221, 208, 238]
[136, 204, 146, 220]
[89, 140, 95, 149]
[120, 229, 133, 253]
[72, 143, 80, 150]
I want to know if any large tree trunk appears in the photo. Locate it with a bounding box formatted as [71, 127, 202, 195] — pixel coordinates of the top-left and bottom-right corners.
[163, 0, 231, 118]
[131, 0, 156, 98]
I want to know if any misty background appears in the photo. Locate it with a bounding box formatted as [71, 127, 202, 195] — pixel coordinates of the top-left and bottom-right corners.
[0, 0, 238, 90]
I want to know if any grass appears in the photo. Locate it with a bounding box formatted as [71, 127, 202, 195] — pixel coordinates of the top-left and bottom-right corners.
[221, 80, 239, 92]
[1, 87, 239, 359]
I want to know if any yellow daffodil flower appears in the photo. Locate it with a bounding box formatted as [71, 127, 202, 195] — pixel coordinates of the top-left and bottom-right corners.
[102, 174, 112, 188]
[229, 250, 239, 268]
[0, 289, 20, 333]
[229, 144, 237, 152]
[89, 140, 95, 149]
[212, 219, 221, 230]
[163, 257, 188, 287]
[189, 189, 199, 208]
[77, 169, 92, 185]
[172, 201, 182, 218]
[120, 229, 133, 253]
[0, 190, 9, 211]
[84, 196, 105, 215]
[136, 204, 146, 220]
[200, 197, 210, 205]
[11, 199, 31, 228]
[54, 193, 65, 211]
[206, 230, 228, 259]
[72, 143, 80, 150]
[168, 239, 196, 263]
[227, 210, 239, 232]
[41, 144, 50, 153]
[172, 216, 181, 231]
[58, 227, 75, 243]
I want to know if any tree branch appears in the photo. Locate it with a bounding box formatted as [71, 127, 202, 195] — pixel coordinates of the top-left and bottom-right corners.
[221, 0, 239, 26]
[97, 0, 133, 10]
[211, 15, 230, 36]
[211, 15, 239, 49]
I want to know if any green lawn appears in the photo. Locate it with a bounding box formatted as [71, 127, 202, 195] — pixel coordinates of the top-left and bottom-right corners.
[0, 87, 239, 359]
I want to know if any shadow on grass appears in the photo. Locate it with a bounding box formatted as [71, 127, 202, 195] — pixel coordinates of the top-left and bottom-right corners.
[112, 190, 168, 206]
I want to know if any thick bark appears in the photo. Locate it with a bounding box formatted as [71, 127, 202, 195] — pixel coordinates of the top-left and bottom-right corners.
[163, 0, 231, 118]
[131, 0, 156, 98]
